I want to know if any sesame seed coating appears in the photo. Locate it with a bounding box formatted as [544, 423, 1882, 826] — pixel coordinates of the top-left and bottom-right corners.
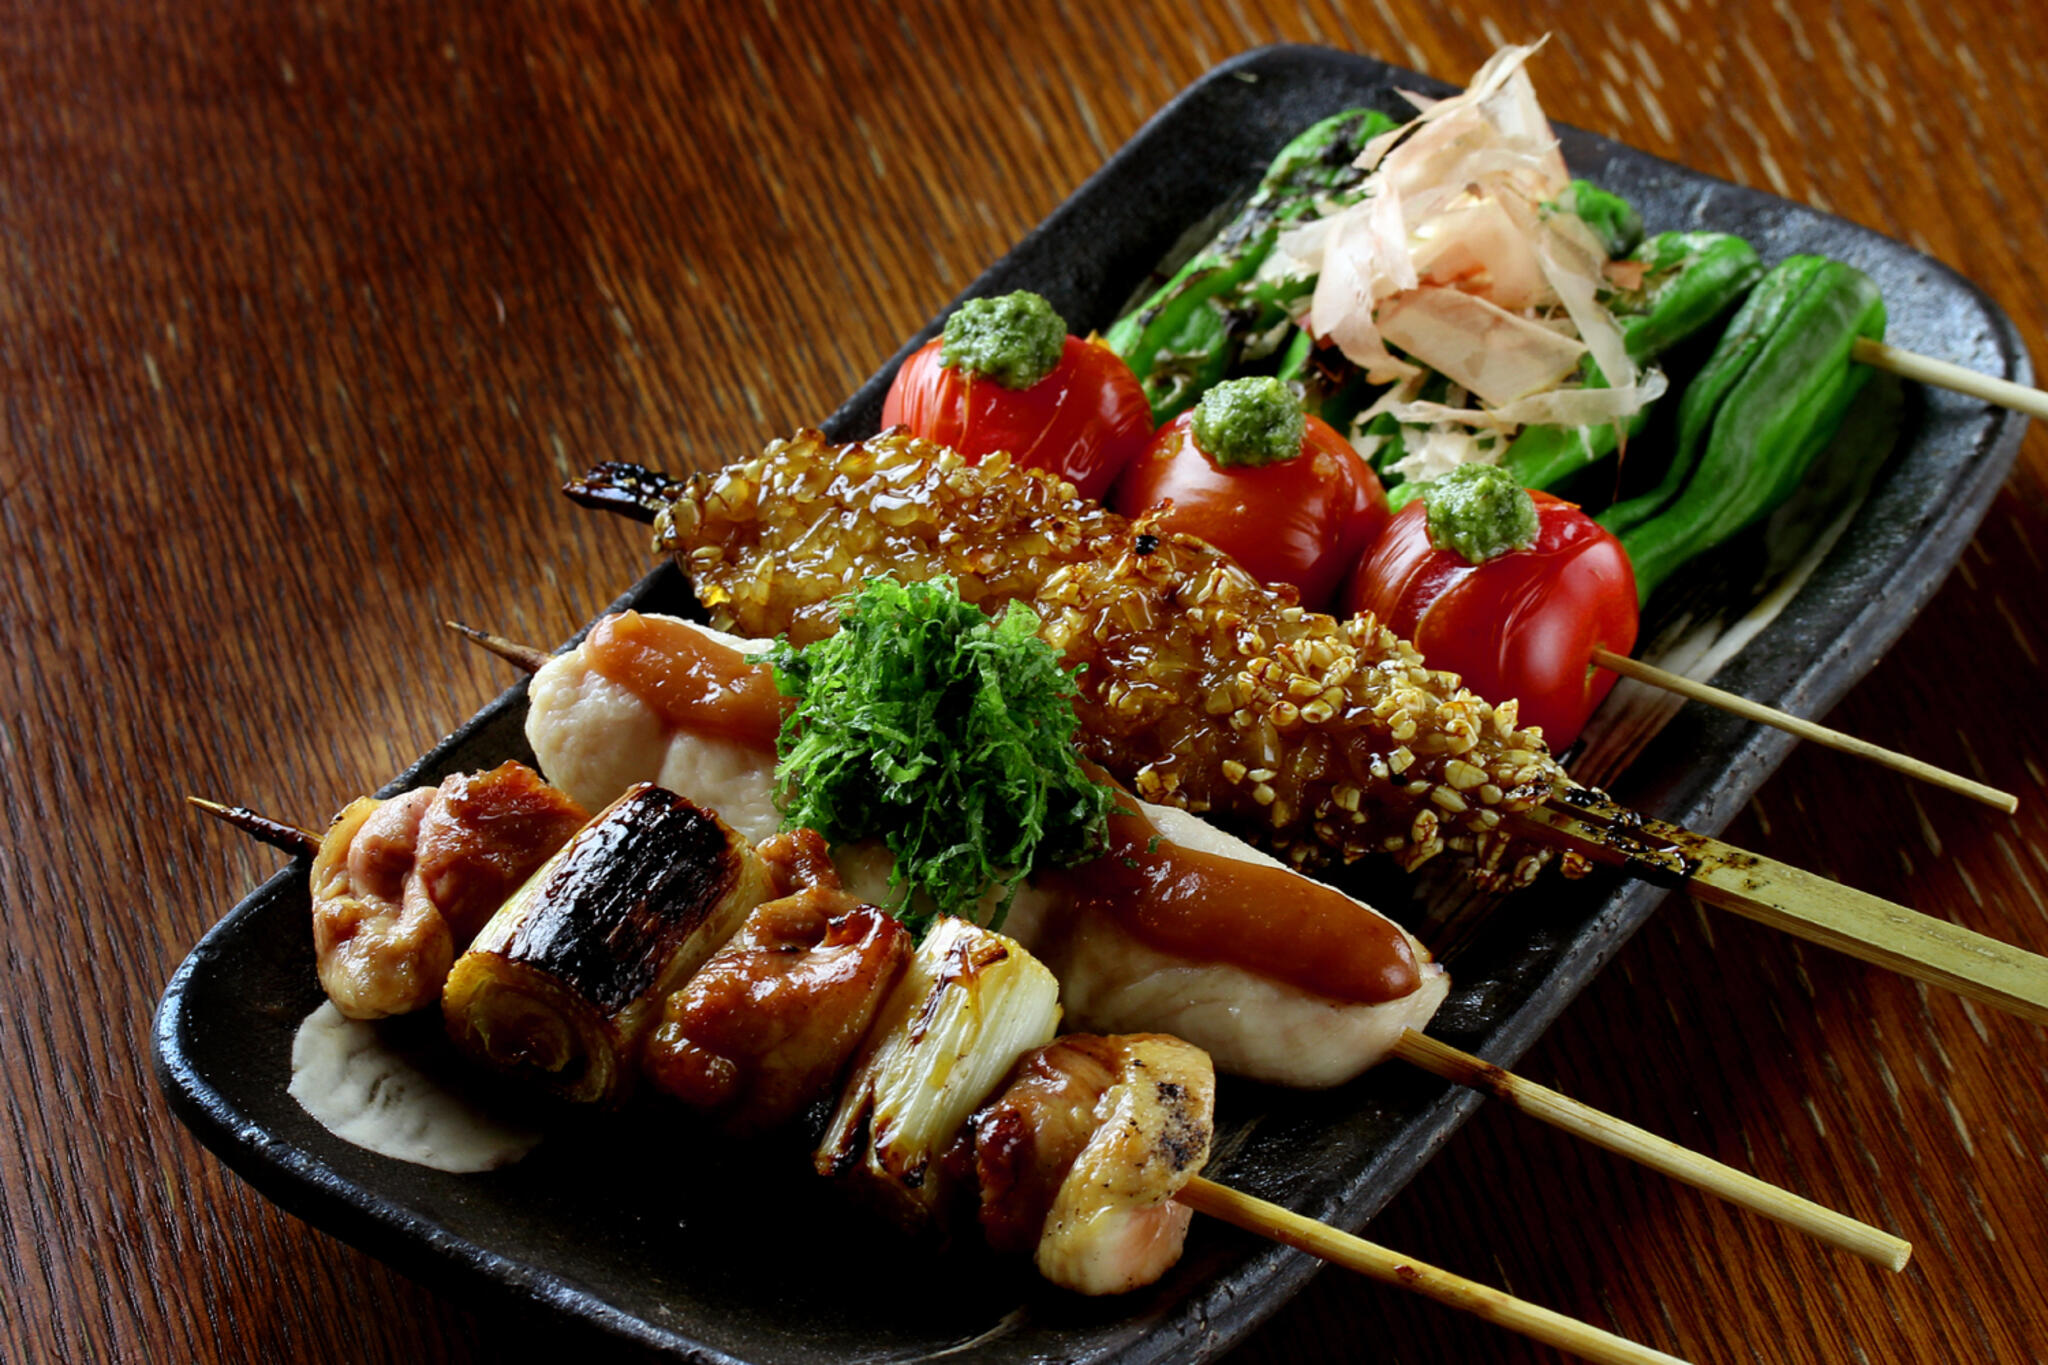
[657, 428, 1574, 886]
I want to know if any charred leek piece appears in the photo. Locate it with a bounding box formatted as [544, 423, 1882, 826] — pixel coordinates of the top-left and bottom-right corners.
[442, 783, 773, 1105]
[817, 916, 1063, 1230]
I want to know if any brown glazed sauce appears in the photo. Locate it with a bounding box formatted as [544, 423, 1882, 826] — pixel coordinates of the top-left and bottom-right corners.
[585, 611, 787, 751]
[1056, 802, 1422, 1005]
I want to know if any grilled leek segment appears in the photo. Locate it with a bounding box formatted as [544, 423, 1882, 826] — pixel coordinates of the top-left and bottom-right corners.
[816, 916, 1063, 1229]
[442, 783, 772, 1105]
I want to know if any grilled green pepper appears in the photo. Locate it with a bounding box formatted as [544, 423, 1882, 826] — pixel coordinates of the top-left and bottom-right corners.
[1105, 108, 1398, 423]
[1495, 231, 1765, 492]
[1558, 179, 1643, 258]
[1611, 256, 1887, 603]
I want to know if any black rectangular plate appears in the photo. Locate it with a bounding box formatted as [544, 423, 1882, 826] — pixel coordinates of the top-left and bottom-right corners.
[155, 45, 2030, 1365]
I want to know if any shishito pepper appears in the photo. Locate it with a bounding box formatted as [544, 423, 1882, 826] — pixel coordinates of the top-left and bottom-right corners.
[1105, 108, 1399, 424]
[1495, 231, 1765, 491]
[1606, 255, 1887, 603]
[1558, 178, 1644, 258]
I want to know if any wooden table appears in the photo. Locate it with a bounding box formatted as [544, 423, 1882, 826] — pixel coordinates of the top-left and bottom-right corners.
[6, 3, 2044, 1361]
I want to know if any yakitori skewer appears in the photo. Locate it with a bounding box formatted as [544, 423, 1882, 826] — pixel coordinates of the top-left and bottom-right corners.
[1587, 647, 2019, 814]
[179, 796, 1740, 1362]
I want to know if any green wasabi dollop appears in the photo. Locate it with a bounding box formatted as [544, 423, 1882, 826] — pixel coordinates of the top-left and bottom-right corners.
[1422, 464, 1540, 564]
[1190, 377, 1307, 468]
[940, 292, 1067, 390]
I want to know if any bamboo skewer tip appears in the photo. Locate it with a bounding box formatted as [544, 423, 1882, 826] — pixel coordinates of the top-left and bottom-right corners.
[1853, 336, 2048, 422]
[1177, 1176, 1691, 1365]
[1390, 1030, 1911, 1272]
[186, 795, 322, 857]
[446, 620, 551, 675]
[1590, 647, 2017, 814]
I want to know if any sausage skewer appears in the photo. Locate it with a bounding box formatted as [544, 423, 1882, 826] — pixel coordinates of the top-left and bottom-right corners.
[188, 776, 1909, 1269]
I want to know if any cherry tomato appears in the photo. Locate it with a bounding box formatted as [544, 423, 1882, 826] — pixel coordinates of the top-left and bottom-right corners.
[1342, 491, 1637, 749]
[1108, 410, 1389, 609]
[881, 335, 1153, 501]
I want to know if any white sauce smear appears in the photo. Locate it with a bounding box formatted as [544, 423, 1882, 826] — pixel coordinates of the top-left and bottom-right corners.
[290, 1003, 542, 1172]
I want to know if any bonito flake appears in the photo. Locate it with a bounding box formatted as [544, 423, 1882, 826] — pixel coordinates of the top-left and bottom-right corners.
[1264, 39, 1664, 477]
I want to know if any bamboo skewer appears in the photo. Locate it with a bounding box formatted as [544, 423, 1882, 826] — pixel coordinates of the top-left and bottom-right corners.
[1177, 1176, 1688, 1365]
[189, 785, 1909, 1267]
[1589, 647, 2017, 813]
[1855, 337, 2048, 421]
[1390, 1030, 1909, 1270]
[1518, 793, 2048, 1024]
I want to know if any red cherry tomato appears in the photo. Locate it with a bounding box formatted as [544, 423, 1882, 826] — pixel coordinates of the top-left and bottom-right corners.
[880, 335, 1153, 501]
[1341, 492, 1638, 750]
[1108, 410, 1389, 609]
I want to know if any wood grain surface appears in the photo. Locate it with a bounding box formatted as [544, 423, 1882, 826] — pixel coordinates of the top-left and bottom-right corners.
[4, 2, 2045, 1361]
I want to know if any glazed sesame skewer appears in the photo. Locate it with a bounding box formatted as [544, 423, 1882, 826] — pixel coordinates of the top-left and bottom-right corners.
[562, 458, 2021, 814]
[431, 621, 1912, 1268]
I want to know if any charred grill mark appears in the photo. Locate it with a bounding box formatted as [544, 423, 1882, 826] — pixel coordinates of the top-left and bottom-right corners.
[1546, 787, 1702, 885]
[506, 788, 741, 1013]
[908, 934, 1011, 1046]
[1153, 1079, 1209, 1174]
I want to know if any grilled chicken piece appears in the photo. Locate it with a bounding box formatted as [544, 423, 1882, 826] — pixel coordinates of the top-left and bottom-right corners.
[412, 762, 598, 944]
[756, 827, 844, 898]
[644, 832, 913, 1134]
[308, 762, 587, 1019]
[646, 429, 1576, 885]
[973, 1033, 1215, 1296]
[524, 615, 781, 841]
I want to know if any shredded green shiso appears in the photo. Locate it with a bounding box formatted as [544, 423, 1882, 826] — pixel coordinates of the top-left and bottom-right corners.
[765, 576, 1114, 932]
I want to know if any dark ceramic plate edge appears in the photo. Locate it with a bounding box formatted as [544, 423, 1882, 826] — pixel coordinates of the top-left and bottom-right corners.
[155, 43, 2031, 1365]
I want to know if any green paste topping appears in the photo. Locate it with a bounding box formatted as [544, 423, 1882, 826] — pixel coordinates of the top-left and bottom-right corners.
[1191, 377, 1307, 468]
[940, 291, 1067, 390]
[1423, 464, 1540, 564]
